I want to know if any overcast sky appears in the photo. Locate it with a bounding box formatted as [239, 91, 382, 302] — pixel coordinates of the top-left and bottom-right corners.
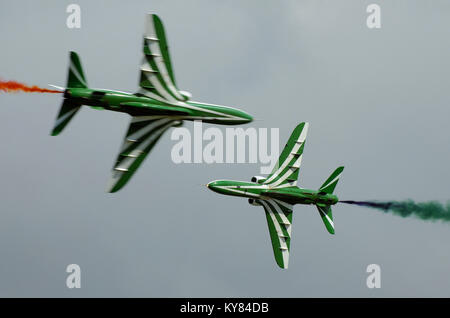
[1, 0, 450, 297]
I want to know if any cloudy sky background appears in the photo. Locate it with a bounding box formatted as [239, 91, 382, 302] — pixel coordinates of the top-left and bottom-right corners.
[1, 0, 450, 297]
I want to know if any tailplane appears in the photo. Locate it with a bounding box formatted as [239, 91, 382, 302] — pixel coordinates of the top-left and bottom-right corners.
[51, 100, 81, 136]
[316, 204, 334, 234]
[315, 166, 344, 235]
[51, 52, 86, 136]
[67, 51, 88, 88]
[318, 166, 344, 194]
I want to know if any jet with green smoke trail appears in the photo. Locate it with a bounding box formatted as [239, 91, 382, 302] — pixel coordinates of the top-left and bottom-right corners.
[49, 14, 252, 193]
[207, 123, 344, 269]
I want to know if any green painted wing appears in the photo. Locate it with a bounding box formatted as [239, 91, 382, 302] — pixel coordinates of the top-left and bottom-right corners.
[137, 14, 189, 104]
[264, 122, 308, 188]
[258, 198, 293, 269]
[107, 117, 177, 193]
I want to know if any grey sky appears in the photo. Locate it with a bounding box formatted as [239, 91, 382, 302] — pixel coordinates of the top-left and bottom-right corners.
[0, 0, 450, 297]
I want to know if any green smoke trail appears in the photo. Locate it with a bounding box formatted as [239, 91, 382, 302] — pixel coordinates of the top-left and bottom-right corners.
[339, 200, 450, 222]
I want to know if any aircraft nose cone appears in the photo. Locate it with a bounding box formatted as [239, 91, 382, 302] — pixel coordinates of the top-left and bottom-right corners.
[226, 108, 253, 124]
[206, 181, 216, 190]
[239, 111, 253, 124]
[206, 181, 222, 194]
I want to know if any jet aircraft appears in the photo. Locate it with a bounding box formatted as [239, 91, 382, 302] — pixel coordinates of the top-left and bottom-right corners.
[50, 14, 252, 192]
[207, 123, 344, 269]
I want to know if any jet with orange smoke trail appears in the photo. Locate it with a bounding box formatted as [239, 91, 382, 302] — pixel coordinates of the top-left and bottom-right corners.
[48, 14, 252, 193]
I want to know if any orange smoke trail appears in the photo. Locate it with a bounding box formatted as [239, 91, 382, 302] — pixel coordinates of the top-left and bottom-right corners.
[0, 80, 62, 94]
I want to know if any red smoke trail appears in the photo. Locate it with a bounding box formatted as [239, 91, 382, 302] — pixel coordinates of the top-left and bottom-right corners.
[0, 80, 62, 94]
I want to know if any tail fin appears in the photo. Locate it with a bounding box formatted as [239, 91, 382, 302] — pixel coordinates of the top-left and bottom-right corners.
[316, 166, 344, 235]
[318, 166, 344, 194]
[67, 51, 88, 88]
[51, 52, 86, 136]
[51, 100, 81, 136]
[316, 204, 335, 234]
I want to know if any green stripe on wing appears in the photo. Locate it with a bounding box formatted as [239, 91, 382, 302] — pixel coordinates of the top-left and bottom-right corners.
[138, 14, 188, 104]
[264, 122, 308, 187]
[107, 117, 176, 193]
[258, 199, 293, 269]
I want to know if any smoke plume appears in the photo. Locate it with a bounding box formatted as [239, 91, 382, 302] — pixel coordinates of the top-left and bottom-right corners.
[339, 200, 450, 222]
[0, 80, 61, 94]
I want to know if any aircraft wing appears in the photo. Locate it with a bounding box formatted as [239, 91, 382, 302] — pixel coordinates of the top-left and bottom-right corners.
[257, 198, 294, 269]
[137, 14, 189, 105]
[263, 122, 309, 188]
[107, 117, 177, 193]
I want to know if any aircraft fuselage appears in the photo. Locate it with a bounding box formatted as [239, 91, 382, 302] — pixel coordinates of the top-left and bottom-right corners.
[206, 180, 339, 207]
[64, 87, 253, 125]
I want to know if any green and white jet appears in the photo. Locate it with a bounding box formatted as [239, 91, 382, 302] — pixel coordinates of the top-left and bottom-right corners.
[207, 123, 344, 269]
[50, 14, 253, 192]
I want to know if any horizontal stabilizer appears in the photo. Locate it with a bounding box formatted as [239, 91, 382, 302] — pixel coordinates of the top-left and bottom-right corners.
[319, 166, 344, 194]
[316, 204, 335, 234]
[51, 100, 81, 136]
[67, 51, 88, 88]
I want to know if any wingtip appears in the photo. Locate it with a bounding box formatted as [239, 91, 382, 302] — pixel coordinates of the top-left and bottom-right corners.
[276, 258, 289, 270]
[147, 13, 161, 23]
[106, 184, 119, 194]
[279, 264, 288, 270]
[295, 122, 309, 133]
[105, 180, 119, 193]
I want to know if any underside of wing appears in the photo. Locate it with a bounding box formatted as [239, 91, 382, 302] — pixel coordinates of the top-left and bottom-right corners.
[257, 198, 294, 269]
[137, 14, 190, 105]
[264, 122, 308, 188]
[107, 117, 177, 193]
